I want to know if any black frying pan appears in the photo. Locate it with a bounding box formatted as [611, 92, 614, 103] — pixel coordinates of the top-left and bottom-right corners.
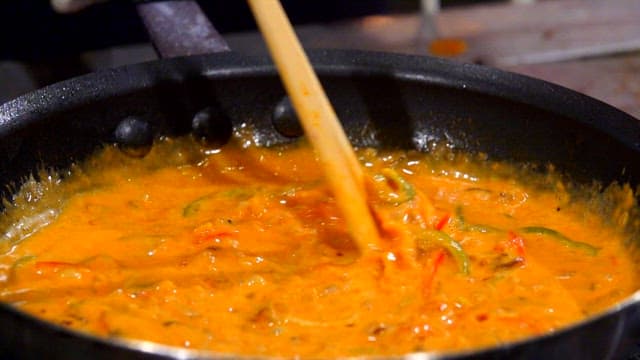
[0, 2, 639, 359]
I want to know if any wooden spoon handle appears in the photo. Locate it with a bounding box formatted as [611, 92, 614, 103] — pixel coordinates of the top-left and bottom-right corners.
[247, 0, 380, 252]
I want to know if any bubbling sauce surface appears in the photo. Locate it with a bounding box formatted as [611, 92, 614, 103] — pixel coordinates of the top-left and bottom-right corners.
[0, 131, 638, 357]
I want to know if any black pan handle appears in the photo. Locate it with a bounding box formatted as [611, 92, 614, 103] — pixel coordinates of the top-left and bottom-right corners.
[135, 0, 230, 58]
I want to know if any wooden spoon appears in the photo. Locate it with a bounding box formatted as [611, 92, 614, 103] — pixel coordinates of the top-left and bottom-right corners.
[247, 0, 380, 252]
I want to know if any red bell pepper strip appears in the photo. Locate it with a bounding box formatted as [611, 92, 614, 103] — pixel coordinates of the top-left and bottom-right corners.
[435, 214, 451, 231]
[423, 249, 446, 296]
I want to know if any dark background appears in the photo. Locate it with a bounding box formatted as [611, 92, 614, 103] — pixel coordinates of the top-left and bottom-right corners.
[0, 0, 498, 61]
[1, 1, 389, 61]
[0, 0, 500, 102]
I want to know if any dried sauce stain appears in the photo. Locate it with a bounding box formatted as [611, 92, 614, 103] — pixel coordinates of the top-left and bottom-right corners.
[0, 131, 638, 358]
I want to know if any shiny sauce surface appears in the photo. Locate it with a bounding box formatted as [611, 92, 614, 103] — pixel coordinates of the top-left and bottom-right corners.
[0, 132, 638, 357]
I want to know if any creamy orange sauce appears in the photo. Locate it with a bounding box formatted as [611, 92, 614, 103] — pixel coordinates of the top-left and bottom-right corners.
[0, 131, 638, 357]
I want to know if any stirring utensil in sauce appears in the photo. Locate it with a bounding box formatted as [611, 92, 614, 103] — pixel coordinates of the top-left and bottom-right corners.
[247, 0, 380, 253]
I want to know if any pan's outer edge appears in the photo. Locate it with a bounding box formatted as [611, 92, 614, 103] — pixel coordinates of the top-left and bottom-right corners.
[1, 49, 638, 144]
